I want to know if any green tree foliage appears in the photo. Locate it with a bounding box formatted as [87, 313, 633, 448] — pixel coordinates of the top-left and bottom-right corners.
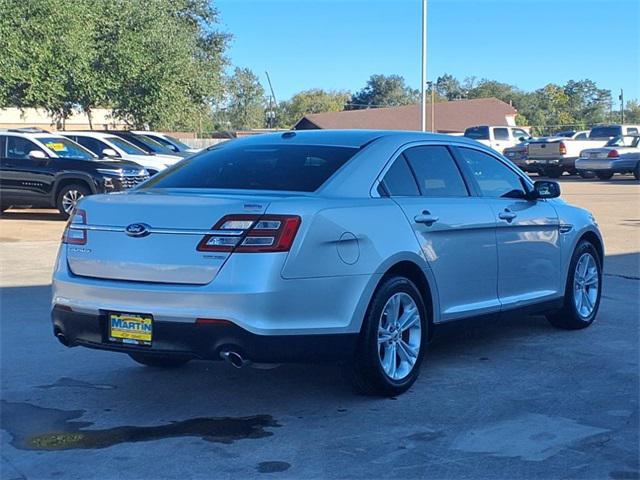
[623, 100, 640, 123]
[0, 0, 228, 130]
[221, 67, 266, 130]
[348, 74, 418, 109]
[277, 89, 351, 128]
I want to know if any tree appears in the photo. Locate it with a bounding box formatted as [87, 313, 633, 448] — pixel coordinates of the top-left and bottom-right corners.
[435, 74, 464, 101]
[222, 68, 266, 130]
[623, 99, 640, 123]
[563, 79, 611, 127]
[0, 0, 228, 130]
[277, 89, 350, 127]
[348, 74, 418, 109]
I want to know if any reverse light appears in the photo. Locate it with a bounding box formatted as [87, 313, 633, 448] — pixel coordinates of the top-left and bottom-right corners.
[559, 142, 567, 155]
[62, 209, 87, 245]
[607, 150, 620, 158]
[197, 214, 301, 253]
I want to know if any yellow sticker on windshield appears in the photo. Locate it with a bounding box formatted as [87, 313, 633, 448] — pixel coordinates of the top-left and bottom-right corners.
[46, 142, 65, 151]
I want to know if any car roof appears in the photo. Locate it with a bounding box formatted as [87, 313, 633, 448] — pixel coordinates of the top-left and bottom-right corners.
[63, 131, 120, 139]
[223, 129, 484, 149]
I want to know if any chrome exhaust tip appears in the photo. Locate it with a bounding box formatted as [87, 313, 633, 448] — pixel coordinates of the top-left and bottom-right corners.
[220, 350, 250, 369]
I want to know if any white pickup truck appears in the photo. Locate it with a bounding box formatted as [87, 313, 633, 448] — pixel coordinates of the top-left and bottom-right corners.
[463, 125, 531, 153]
[525, 125, 640, 178]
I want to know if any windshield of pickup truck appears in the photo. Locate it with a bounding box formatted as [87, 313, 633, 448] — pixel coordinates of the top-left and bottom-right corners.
[464, 126, 490, 140]
[590, 126, 622, 139]
[38, 136, 96, 160]
[606, 135, 640, 148]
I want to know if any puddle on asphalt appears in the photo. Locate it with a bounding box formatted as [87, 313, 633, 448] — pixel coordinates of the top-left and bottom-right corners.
[1, 400, 278, 450]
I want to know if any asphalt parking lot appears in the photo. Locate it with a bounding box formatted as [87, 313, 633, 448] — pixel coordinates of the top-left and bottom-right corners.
[1, 177, 638, 479]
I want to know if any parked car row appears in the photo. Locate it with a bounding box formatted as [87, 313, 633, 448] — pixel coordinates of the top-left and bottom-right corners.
[0, 128, 200, 216]
[465, 124, 640, 181]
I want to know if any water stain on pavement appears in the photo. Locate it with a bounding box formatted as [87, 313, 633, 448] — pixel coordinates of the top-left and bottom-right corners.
[37, 377, 115, 390]
[257, 461, 291, 473]
[1, 400, 279, 451]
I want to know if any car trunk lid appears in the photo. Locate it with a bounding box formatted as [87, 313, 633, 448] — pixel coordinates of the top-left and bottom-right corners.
[66, 191, 271, 284]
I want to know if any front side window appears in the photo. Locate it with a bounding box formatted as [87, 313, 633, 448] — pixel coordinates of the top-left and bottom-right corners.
[6, 137, 44, 160]
[493, 128, 510, 141]
[107, 137, 148, 155]
[142, 143, 358, 192]
[512, 128, 529, 140]
[458, 147, 525, 198]
[403, 146, 468, 197]
[381, 156, 420, 196]
[627, 127, 638, 134]
[575, 132, 588, 140]
[37, 136, 95, 160]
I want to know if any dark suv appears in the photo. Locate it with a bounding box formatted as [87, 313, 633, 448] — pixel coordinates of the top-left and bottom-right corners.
[0, 129, 149, 217]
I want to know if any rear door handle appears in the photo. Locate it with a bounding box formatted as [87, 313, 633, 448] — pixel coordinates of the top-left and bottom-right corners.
[414, 211, 439, 226]
[498, 209, 517, 222]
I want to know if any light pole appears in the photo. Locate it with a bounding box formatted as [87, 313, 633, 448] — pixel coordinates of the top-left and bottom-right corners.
[421, 0, 427, 132]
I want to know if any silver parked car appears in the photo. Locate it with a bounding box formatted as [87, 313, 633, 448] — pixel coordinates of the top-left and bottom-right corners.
[576, 135, 640, 180]
[52, 131, 604, 396]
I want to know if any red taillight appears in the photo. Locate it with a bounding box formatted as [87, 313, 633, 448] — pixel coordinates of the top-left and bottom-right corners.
[62, 209, 87, 245]
[559, 142, 567, 155]
[607, 150, 619, 158]
[197, 214, 301, 253]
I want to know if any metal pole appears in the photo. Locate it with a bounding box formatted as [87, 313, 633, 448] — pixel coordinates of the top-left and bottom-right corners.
[421, 0, 427, 132]
[620, 89, 624, 124]
[265, 71, 278, 129]
[431, 85, 435, 132]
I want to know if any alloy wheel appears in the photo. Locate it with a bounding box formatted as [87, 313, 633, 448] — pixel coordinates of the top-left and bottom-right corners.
[61, 189, 84, 214]
[377, 292, 422, 380]
[573, 252, 599, 319]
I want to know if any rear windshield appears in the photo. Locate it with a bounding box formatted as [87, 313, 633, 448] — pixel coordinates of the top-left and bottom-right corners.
[590, 126, 622, 139]
[606, 135, 640, 147]
[141, 143, 359, 192]
[464, 126, 490, 140]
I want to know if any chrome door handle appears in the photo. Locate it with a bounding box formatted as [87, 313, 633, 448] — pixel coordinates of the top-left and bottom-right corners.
[498, 209, 517, 222]
[414, 211, 439, 226]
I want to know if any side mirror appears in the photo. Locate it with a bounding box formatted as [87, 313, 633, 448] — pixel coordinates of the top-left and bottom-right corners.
[532, 180, 560, 199]
[28, 150, 48, 160]
[102, 148, 118, 157]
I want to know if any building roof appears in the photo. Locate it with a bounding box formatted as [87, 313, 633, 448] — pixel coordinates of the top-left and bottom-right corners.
[293, 97, 517, 133]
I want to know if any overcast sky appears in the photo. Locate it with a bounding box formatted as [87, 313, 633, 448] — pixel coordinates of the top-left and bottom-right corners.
[216, 0, 639, 104]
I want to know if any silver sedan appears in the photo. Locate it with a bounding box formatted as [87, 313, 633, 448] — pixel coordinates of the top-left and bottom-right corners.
[52, 130, 604, 396]
[577, 134, 640, 180]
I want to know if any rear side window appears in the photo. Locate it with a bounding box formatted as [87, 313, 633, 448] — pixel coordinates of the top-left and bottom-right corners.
[590, 126, 622, 138]
[464, 126, 490, 140]
[403, 146, 468, 197]
[143, 144, 358, 192]
[494, 128, 509, 140]
[627, 127, 638, 134]
[381, 157, 420, 196]
[74, 137, 110, 156]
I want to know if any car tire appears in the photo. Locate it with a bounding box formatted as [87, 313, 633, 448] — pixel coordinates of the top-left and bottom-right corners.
[348, 275, 428, 396]
[634, 163, 640, 181]
[578, 171, 595, 179]
[596, 172, 614, 180]
[543, 167, 563, 179]
[547, 240, 602, 330]
[128, 353, 191, 368]
[56, 184, 90, 218]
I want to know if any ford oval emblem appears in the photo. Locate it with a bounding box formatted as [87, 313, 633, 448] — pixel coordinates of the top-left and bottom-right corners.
[125, 223, 151, 238]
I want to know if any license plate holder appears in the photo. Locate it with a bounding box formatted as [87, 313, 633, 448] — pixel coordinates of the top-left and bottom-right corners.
[108, 312, 153, 346]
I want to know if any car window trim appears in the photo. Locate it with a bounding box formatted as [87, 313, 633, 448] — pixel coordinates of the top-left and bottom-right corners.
[403, 146, 471, 198]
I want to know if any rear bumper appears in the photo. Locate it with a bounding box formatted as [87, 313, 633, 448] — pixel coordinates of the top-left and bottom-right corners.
[576, 158, 638, 172]
[52, 306, 358, 363]
[527, 156, 577, 169]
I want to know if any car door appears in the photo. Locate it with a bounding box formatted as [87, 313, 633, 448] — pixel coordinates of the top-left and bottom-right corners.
[382, 144, 500, 321]
[0, 135, 54, 204]
[454, 146, 562, 308]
